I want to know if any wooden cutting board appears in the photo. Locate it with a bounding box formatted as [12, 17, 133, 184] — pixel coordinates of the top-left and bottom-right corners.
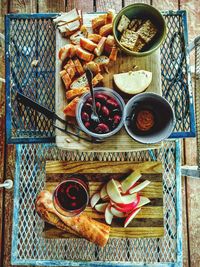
[55, 13, 162, 152]
[43, 161, 164, 238]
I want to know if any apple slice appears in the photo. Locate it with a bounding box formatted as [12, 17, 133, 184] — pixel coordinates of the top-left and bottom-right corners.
[90, 192, 101, 208]
[106, 179, 124, 204]
[124, 208, 141, 228]
[100, 184, 109, 200]
[95, 202, 108, 213]
[110, 206, 125, 218]
[137, 196, 150, 208]
[116, 192, 140, 205]
[112, 194, 140, 212]
[129, 180, 151, 194]
[105, 204, 113, 225]
[121, 170, 141, 193]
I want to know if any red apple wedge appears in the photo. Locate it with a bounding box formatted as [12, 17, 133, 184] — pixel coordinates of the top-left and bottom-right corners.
[110, 206, 125, 218]
[100, 184, 109, 200]
[95, 202, 108, 213]
[137, 196, 150, 208]
[124, 208, 141, 228]
[105, 204, 113, 225]
[90, 192, 101, 208]
[106, 179, 124, 204]
[129, 180, 151, 194]
[112, 193, 140, 212]
[121, 170, 141, 193]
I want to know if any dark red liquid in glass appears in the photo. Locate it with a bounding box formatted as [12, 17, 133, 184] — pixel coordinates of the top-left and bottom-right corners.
[54, 180, 88, 212]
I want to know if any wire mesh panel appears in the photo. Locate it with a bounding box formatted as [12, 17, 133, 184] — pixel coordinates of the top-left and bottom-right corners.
[5, 14, 57, 143]
[11, 141, 182, 266]
[5, 11, 195, 143]
[161, 11, 195, 138]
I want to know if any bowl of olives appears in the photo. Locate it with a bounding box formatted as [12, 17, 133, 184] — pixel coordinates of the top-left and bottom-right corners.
[76, 87, 125, 139]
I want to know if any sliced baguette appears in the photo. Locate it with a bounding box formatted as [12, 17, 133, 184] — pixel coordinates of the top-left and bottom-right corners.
[53, 9, 80, 24]
[92, 14, 106, 31]
[88, 34, 102, 44]
[84, 61, 101, 74]
[76, 47, 94, 62]
[94, 37, 106, 56]
[109, 46, 118, 61]
[99, 23, 113, 37]
[113, 70, 152, 95]
[80, 37, 97, 52]
[66, 87, 89, 101]
[63, 59, 76, 79]
[63, 97, 80, 117]
[106, 9, 115, 24]
[60, 70, 72, 90]
[70, 73, 103, 90]
[73, 58, 84, 75]
[94, 55, 109, 66]
[70, 25, 88, 45]
[58, 44, 76, 61]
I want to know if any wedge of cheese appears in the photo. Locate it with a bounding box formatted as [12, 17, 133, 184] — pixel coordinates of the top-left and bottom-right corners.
[113, 70, 152, 95]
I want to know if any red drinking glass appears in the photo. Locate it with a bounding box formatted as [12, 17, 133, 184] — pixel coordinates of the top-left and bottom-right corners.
[53, 177, 89, 217]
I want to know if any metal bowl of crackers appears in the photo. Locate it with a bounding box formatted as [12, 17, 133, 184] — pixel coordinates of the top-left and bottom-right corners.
[124, 93, 175, 144]
[113, 3, 167, 56]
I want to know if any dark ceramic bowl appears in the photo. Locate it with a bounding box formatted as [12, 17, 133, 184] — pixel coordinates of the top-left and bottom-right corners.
[124, 93, 175, 144]
[113, 3, 167, 57]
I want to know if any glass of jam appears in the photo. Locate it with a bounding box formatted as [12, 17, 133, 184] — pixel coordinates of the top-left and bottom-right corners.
[53, 178, 89, 217]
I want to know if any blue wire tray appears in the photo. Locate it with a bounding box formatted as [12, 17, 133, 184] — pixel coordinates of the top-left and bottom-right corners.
[5, 11, 195, 144]
[11, 141, 182, 266]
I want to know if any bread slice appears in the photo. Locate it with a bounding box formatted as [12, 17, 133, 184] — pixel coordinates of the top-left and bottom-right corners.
[120, 29, 139, 50]
[63, 59, 76, 79]
[99, 24, 113, 37]
[137, 19, 157, 43]
[80, 37, 97, 52]
[117, 14, 130, 33]
[106, 9, 116, 24]
[94, 55, 109, 66]
[94, 37, 106, 56]
[70, 25, 88, 45]
[109, 46, 118, 61]
[70, 73, 103, 90]
[113, 70, 152, 95]
[60, 70, 72, 90]
[63, 97, 80, 116]
[84, 61, 101, 74]
[73, 58, 84, 75]
[58, 44, 76, 61]
[76, 47, 94, 62]
[53, 9, 80, 24]
[128, 18, 143, 31]
[92, 14, 106, 31]
[88, 34, 102, 44]
[66, 87, 89, 101]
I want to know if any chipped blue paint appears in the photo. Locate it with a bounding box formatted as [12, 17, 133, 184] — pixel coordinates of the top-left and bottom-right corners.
[175, 140, 183, 267]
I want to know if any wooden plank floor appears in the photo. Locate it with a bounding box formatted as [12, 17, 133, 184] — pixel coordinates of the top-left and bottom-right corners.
[0, 0, 200, 266]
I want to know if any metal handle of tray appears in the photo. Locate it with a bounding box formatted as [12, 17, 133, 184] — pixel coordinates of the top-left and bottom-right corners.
[181, 35, 200, 177]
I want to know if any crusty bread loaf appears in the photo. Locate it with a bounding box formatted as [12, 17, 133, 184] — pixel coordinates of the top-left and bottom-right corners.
[36, 190, 110, 247]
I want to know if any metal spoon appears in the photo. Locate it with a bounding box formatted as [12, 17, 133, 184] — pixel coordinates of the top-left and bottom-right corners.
[85, 68, 100, 123]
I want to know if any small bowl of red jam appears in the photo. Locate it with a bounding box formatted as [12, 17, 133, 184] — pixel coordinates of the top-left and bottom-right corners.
[76, 87, 125, 139]
[124, 92, 175, 144]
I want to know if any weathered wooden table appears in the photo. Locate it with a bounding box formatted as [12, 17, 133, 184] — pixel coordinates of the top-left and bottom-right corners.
[0, 1, 200, 267]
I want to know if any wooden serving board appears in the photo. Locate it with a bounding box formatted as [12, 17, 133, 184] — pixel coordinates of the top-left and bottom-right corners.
[55, 13, 162, 152]
[43, 161, 164, 238]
